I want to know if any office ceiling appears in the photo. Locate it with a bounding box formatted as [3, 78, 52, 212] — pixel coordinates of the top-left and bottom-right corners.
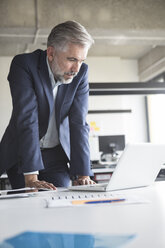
[0, 0, 165, 60]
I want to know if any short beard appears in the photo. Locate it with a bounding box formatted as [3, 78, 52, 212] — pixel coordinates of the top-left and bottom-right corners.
[50, 57, 77, 84]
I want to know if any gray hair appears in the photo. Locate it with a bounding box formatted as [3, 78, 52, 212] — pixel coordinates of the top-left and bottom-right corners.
[47, 20, 94, 51]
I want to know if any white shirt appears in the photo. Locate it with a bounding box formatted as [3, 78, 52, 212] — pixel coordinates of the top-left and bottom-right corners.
[40, 57, 61, 148]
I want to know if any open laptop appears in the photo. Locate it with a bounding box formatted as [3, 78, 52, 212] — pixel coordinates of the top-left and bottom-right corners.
[69, 143, 165, 192]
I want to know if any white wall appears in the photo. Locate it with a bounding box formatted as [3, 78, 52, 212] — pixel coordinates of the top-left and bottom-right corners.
[85, 57, 147, 145]
[86, 57, 139, 82]
[87, 95, 148, 144]
[147, 95, 165, 143]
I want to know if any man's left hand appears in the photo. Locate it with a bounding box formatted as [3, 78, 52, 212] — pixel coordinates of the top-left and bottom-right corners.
[73, 176, 96, 186]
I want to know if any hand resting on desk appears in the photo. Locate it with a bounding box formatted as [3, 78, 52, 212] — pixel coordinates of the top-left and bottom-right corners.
[24, 174, 57, 190]
[25, 175, 95, 189]
[73, 176, 96, 186]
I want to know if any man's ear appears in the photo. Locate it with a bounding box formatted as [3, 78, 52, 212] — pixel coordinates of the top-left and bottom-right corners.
[47, 46, 55, 62]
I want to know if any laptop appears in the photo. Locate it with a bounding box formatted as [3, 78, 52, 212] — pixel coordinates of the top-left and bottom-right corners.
[69, 143, 165, 192]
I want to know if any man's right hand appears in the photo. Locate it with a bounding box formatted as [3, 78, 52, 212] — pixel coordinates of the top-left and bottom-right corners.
[24, 174, 57, 190]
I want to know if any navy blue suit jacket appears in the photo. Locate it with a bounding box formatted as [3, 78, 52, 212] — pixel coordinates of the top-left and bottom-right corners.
[0, 49, 92, 177]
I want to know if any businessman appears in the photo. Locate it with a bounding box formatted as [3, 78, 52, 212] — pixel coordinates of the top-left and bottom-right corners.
[0, 20, 95, 189]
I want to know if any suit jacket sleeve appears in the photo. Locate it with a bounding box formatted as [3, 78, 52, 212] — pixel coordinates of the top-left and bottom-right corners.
[7, 55, 44, 173]
[68, 66, 93, 177]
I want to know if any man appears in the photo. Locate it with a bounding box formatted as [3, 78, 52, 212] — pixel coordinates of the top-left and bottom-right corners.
[0, 20, 95, 189]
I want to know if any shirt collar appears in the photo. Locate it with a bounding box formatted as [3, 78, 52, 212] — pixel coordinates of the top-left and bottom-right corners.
[46, 56, 61, 89]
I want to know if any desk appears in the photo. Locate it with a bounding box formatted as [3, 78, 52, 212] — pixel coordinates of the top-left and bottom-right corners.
[0, 181, 165, 247]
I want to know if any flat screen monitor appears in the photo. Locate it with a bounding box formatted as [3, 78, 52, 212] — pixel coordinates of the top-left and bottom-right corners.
[99, 135, 125, 155]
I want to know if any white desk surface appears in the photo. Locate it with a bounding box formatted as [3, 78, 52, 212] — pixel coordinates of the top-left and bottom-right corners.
[0, 181, 165, 248]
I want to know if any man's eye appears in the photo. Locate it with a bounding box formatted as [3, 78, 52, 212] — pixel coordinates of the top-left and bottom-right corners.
[68, 58, 76, 61]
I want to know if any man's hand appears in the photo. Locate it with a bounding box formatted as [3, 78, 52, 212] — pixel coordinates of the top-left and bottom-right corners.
[24, 174, 57, 190]
[73, 176, 96, 186]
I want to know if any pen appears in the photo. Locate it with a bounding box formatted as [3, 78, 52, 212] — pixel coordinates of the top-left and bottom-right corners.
[72, 198, 125, 205]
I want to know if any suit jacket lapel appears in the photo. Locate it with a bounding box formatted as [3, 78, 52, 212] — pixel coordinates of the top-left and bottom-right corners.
[55, 84, 69, 127]
[38, 51, 54, 118]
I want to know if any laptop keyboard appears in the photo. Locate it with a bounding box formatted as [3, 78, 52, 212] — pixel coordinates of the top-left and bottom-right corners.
[44, 190, 128, 208]
[50, 191, 121, 201]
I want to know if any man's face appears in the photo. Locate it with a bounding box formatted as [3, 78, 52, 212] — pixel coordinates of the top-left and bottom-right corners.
[47, 43, 88, 84]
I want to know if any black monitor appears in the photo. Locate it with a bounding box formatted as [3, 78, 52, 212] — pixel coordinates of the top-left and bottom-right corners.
[99, 135, 125, 155]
